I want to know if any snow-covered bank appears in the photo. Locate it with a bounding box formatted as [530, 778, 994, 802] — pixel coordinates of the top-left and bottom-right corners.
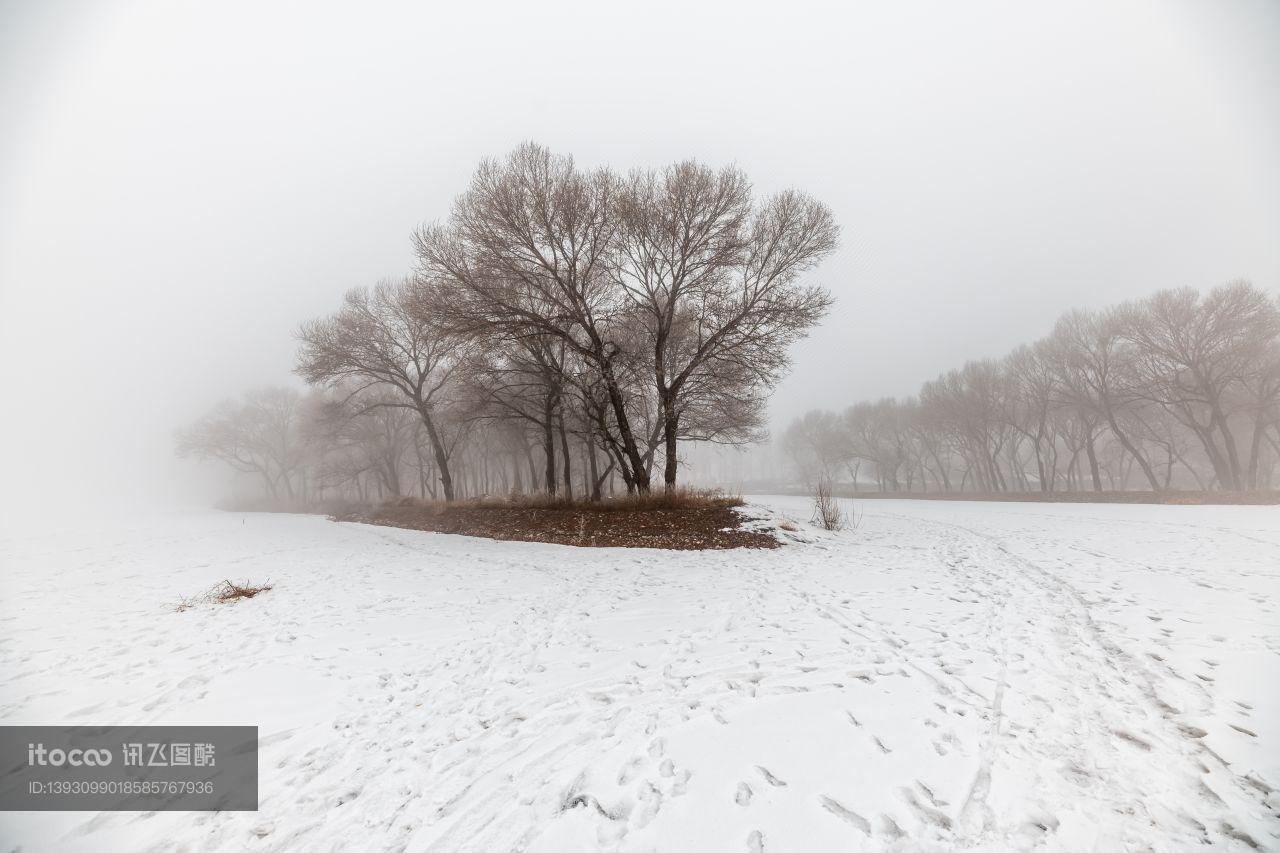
[1, 499, 1276, 851]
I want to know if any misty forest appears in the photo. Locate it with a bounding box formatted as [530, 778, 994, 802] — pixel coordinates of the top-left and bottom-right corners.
[176, 146, 1280, 506]
[784, 281, 1280, 494]
[4, 3, 1278, 852]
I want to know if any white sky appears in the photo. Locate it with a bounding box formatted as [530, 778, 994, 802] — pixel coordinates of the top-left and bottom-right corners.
[1, 0, 1277, 511]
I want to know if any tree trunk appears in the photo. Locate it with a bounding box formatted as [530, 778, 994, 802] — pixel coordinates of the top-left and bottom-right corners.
[1084, 433, 1103, 491]
[1189, 419, 1232, 490]
[662, 409, 679, 490]
[598, 354, 650, 492]
[1209, 402, 1244, 490]
[418, 408, 454, 501]
[1032, 437, 1048, 493]
[1101, 406, 1160, 490]
[1246, 411, 1268, 490]
[559, 415, 573, 501]
[610, 444, 636, 494]
[587, 436, 602, 501]
[261, 470, 277, 500]
[542, 394, 558, 494]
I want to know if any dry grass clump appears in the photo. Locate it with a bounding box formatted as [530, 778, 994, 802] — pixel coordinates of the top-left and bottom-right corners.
[176, 579, 273, 612]
[811, 479, 861, 531]
[214, 579, 273, 602]
[381, 487, 741, 513]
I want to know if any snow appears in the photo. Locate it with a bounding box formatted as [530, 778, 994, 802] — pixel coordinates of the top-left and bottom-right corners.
[1, 498, 1277, 851]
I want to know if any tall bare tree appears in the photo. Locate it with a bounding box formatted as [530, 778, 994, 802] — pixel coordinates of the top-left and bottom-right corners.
[296, 277, 468, 500]
[614, 162, 838, 488]
[415, 145, 658, 488]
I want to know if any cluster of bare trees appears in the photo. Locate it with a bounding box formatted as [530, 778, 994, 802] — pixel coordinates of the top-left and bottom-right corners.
[178, 384, 572, 503]
[784, 282, 1280, 493]
[180, 145, 838, 502]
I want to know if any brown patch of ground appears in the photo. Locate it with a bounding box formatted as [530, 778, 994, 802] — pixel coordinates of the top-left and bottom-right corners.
[334, 500, 778, 550]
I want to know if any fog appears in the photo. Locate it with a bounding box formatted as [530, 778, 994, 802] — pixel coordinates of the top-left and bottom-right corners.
[1, 0, 1277, 515]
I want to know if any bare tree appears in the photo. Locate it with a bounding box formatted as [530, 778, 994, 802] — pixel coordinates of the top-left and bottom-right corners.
[296, 277, 468, 500]
[613, 162, 838, 488]
[176, 387, 307, 500]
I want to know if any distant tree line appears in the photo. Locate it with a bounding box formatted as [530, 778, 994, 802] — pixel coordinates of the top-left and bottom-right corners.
[784, 282, 1280, 493]
[178, 144, 839, 502]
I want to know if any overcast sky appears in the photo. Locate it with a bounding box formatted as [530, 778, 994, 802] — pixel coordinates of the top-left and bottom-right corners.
[1, 0, 1277, 512]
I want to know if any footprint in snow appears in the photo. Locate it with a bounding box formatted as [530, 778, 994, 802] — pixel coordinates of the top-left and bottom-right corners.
[819, 795, 870, 834]
[618, 756, 645, 785]
[1113, 730, 1153, 751]
[876, 814, 906, 838]
[756, 766, 787, 787]
[916, 781, 948, 808]
[630, 783, 661, 829]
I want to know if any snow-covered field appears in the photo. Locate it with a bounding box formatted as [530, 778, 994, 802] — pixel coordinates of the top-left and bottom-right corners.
[1, 498, 1277, 852]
